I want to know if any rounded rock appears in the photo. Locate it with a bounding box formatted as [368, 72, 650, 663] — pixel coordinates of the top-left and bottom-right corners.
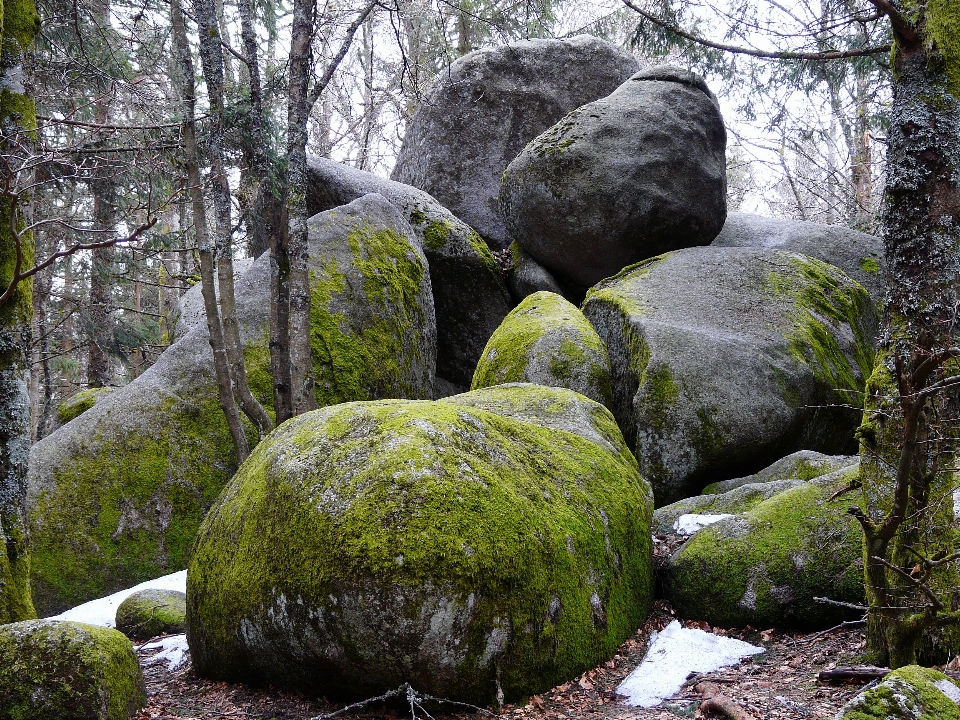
[0, 620, 146, 720]
[115, 589, 187, 640]
[472, 292, 613, 408]
[187, 386, 652, 703]
[501, 66, 727, 290]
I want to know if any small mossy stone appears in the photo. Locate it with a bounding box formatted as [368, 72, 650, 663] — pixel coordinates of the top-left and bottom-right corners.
[834, 665, 960, 720]
[471, 292, 613, 408]
[115, 589, 186, 640]
[187, 387, 653, 704]
[701, 450, 858, 495]
[57, 387, 113, 425]
[0, 620, 146, 720]
[664, 467, 865, 629]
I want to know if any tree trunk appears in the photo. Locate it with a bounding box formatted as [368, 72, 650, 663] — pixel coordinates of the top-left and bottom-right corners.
[194, 0, 273, 440]
[859, 3, 960, 667]
[173, 0, 250, 462]
[0, 0, 39, 623]
[87, 182, 115, 388]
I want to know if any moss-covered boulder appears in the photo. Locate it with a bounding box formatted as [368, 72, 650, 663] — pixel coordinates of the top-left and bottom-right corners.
[834, 665, 960, 720]
[0, 620, 145, 720]
[57, 388, 113, 426]
[702, 450, 858, 495]
[582, 247, 878, 505]
[712, 213, 885, 303]
[187, 385, 653, 703]
[306, 156, 512, 389]
[663, 468, 865, 629]
[28, 194, 436, 615]
[472, 292, 613, 407]
[114, 589, 186, 640]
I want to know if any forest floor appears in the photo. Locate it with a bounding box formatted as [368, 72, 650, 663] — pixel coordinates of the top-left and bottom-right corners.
[135, 600, 877, 720]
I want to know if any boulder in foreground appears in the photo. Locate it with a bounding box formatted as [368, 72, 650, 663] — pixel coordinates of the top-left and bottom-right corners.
[834, 665, 960, 719]
[0, 620, 145, 720]
[187, 385, 653, 703]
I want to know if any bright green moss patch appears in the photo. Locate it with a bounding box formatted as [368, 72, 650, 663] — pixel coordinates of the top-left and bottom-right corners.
[472, 292, 613, 407]
[665, 471, 865, 629]
[0, 620, 145, 720]
[768, 255, 876, 396]
[837, 665, 960, 720]
[928, 0, 960, 99]
[57, 388, 113, 425]
[115, 589, 186, 640]
[859, 256, 880, 274]
[188, 391, 653, 703]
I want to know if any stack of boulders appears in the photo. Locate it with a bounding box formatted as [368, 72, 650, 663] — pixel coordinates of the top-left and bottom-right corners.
[19, 33, 888, 710]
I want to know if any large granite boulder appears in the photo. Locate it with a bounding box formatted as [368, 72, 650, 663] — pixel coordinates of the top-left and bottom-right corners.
[472, 292, 612, 408]
[0, 620, 145, 720]
[663, 468, 865, 630]
[834, 666, 960, 719]
[115, 589, 187, 640]
[702, 450, 858, 495]
[391, 35, 639, 251]
[187, 384, 653, 704]
[581, 247, 878, 504]
[306, 156, 512, 387]
[501, 66, 727, 291]
[712, 213, 885, 301]
[29, 194, 435, 614]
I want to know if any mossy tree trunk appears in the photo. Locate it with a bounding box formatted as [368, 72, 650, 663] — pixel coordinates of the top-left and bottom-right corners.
[856, 0, 960, 668]
[0, 0, 40, 623]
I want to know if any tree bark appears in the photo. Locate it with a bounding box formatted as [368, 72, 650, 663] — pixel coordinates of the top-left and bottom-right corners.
[172, 0, 250, 462]
[0, 0, 39, 623]
[859, 0, 960, 667]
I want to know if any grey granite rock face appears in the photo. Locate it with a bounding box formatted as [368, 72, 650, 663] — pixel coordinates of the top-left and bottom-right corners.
[701, 450, 858, 495]
[305, 156, 511, 388]
[582, 246, 878, 505]
[712, 213, 885, 301]
[501, 66, 727, 290]
[28, 194, 435, 615]
[506, 242, 565, 303]
[391, 35, 639, 251]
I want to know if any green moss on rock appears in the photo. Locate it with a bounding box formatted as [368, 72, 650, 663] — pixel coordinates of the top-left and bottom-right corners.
[472, 291, 613, 408]
[115, 589, 186, 640]
[664, 469, 865, 629]
[57, 388, 113, 425]
[187, 387, 653, 704]
[0, 620, 145, 720]
[835, 665, 960, 720]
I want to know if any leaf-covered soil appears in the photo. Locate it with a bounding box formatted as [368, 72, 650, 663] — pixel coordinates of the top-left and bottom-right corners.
[135, 601, 875, 720]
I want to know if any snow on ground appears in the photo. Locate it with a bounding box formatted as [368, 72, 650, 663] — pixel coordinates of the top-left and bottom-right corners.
[617, 620, 765, 708]
[141, 634, 190, 671]
[51, 570, 187, 628]
[673, 513, 734, 535]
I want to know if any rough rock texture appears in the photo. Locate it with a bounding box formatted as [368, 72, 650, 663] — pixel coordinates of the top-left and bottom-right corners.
[28, 194, 435, 615]
[834, 665, 960, 719]
[663, 468, 865, 629]
[501, 66, 727, 290]
[712, 213, 885, 302]
[187, 385, 653, 704]
[115, 589, 187, 640]
[306, 156, 512, 387]
[581, 247, 878, 505]
[506, 242, 565, 303]
[702, 450, 858, 495]
[651, 478, 810, 535]
[57, 388, 113, 426]
[0, 620, 146, 720]
[472, 292, 612, 407]
[167, 259, 252, 342]
[391, 35, 639, 251]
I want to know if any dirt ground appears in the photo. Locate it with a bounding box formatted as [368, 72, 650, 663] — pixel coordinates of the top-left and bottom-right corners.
[135, 600, 878, 720]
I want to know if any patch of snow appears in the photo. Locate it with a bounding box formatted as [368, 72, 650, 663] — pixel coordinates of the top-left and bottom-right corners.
[51, 570, 187, 628]
[616, 620, 764, 708]
[140, 634, 190, 671]
[935, 679, 960, 704]
[673, 513, 734, 536]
